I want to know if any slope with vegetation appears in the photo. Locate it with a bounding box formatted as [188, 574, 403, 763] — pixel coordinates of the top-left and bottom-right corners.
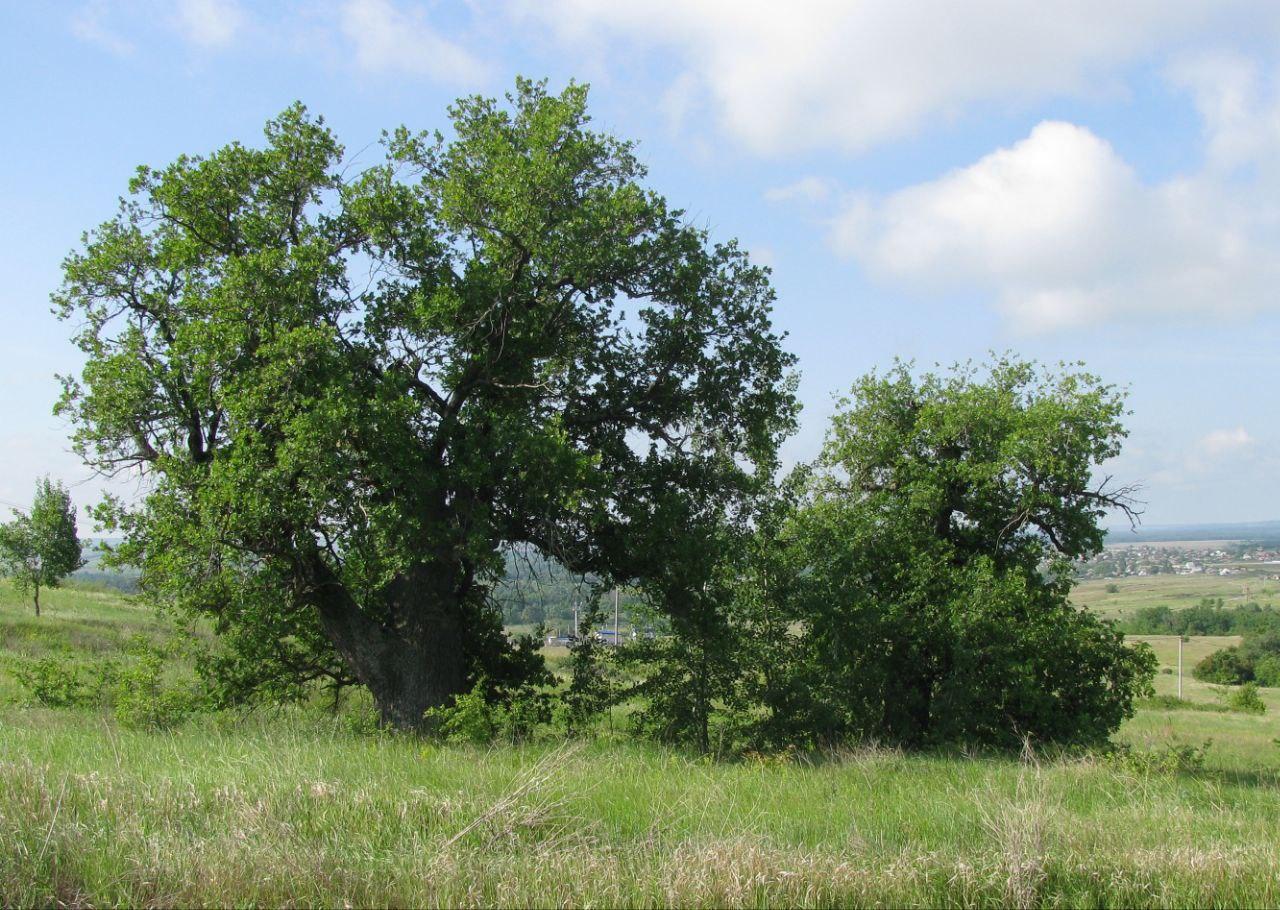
[3, 580, 1280, 907]
[23, 553, 1274, 904]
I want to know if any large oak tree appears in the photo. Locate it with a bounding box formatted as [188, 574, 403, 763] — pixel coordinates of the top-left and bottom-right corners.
[55, 81, 797, 728]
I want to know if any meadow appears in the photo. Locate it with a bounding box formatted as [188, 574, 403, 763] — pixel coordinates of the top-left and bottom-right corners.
[1072, 572, 1280, 619]
[3, 581, 1280, 907]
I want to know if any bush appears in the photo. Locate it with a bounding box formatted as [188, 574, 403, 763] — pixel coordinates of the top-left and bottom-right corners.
[10, 658, 94, 707]
[1195, 646, 1254, 684]
[9, 649, 203, 730]
[1106, 739, 1211, 775]
[1195, 634, 1280, 687]
[427, 682, 499, 744]
[1255, 654, 1280, 688]
[340, 695, 384, 736]
[1227, 682, 1267, 715]
[425, 679, 551, 744]
[109, 652, 200, 730]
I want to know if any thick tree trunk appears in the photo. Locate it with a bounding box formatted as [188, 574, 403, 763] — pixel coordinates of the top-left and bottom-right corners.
[307, 558, 468, 730]
[33, 583, 40, 618]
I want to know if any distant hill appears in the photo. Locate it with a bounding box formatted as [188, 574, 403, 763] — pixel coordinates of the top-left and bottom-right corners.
[1106, 520, 1280, 545]
[72, 538, 139, 592]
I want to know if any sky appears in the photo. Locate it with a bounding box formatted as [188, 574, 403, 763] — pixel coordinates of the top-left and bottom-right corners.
[1, 0, 1278, 528]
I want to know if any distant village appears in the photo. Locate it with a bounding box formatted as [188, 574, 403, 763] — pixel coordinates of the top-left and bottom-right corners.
[1077, 542, 1280, 580]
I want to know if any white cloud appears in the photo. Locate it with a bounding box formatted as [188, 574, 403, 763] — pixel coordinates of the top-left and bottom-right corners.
[765, 176, 836, 205]
[340, 0, 490, 85]
[173, 0, 245, 48]
[70, 1, 135, 56]
[1142, 425, 1259, 491]
[71, 0, 245, 54]
[1199, 426, 1254, 458]
[659, 71, 701, 133]
[831, 119, 1280, 333]
[520, 0, 1269, 154]
[1168, 51, 1280, 179]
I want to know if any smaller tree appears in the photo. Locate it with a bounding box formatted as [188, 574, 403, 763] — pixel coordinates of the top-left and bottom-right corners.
[0, 478, 85, 616]
[784, 356, 1155, 747]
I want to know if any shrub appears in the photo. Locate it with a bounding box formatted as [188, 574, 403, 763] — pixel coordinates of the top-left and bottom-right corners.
[340, 695, 384, 736]
[503, 685, 553, 741]
[426, 679, 551, 745]
[427, 682, 500, 744]
[109, 652, 200, 730]
[1254, 654, 1280, 688]
[1106, 739, 1211, 775]
[1228, 682, 1267, 715]
[1195, 634, 1280, 687]
[10, 658, 93, 707]
[1195, 646, 1254, 684]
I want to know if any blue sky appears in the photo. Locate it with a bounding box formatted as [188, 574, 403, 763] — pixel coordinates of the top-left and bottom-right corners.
[2, 1, 1278, 526]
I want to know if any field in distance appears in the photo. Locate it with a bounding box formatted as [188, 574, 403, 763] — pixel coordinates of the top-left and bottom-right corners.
[1072, 573, 1280, 619]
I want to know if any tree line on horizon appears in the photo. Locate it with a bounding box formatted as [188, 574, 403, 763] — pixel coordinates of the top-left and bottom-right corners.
[29, 79, 1157, 751]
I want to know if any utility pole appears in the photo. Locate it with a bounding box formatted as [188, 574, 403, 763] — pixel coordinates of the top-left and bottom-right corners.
[1178, 635, 1183, 699]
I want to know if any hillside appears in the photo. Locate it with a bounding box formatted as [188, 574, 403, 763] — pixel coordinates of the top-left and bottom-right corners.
[3, 580, 1280, 906]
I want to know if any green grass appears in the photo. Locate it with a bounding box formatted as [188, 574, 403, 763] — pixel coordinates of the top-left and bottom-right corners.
[4, 580, 1280, 907]
[1126, 634, 1280, 710]
[1073, 573, 1280, 619]
[0, 580, 196, 705]
[5, 710, 1280, 907]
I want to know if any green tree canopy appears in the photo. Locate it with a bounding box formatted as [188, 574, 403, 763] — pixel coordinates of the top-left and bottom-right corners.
[769, 357, 1155, 747]
[0, 477, 85, 616]
[54, 80, 797, 729]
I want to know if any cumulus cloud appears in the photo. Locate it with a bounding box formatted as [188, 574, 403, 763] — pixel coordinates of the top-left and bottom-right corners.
[340, 0, 490, 85]
[173, 0, 245, 49]
[831, 118, 1280, 332]
[519, 0, 1265, 154]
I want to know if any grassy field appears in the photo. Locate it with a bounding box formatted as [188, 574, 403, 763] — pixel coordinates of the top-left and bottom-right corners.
[3, 581, 1280, 907]
[1072, 573, 1280, 619]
